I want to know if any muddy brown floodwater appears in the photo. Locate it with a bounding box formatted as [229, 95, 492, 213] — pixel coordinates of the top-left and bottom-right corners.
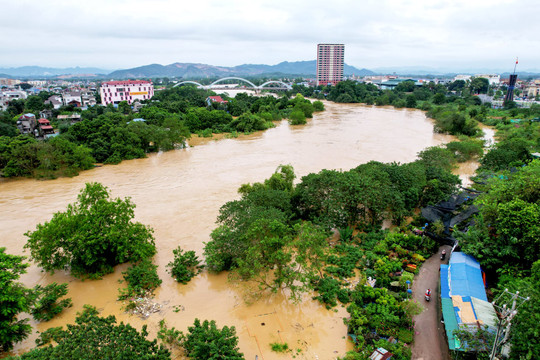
[2, 101, 480, 359]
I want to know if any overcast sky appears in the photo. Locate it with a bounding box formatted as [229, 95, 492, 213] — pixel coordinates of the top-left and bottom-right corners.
[2, 0, 539, 71]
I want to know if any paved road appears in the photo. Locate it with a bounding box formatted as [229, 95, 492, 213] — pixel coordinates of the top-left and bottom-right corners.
[410, 245, 452, 360]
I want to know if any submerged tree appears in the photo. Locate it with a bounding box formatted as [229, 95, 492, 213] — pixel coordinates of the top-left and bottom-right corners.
[0, 248, 32, 352]
[25, 182, 156, 278]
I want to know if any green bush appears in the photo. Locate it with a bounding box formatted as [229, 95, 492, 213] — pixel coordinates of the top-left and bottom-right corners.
[167, 246, 203, 284]
[398, 328, 414, 343]
[288, 109, 306, 125]
[270, 342, 289, 353]
[119, 259, 162, 299]
[30, 283, 72, 322]
[181, 319, 243, 360]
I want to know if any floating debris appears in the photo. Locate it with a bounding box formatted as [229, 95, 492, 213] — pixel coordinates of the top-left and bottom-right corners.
[124, 295, 162, 319]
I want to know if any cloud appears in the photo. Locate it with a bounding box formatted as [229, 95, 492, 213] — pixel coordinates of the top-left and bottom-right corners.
[1, 0, 539, 70]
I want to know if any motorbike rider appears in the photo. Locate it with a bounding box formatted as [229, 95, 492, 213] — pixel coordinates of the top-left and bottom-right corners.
[441, 249, 446, 260]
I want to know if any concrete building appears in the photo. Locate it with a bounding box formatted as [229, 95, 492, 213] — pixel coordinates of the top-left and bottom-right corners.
[16, 113, 37, 135]
[316, 44, 345, 86]
[474, 74, 500, 86]
[45, 95, 63, 109]
[454, 75, 472, 82]
[62, 91, 82, 106]
[100, 80, 154, 105]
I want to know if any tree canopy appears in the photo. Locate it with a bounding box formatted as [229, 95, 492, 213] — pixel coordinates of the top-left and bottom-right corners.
[0, 248, 32, 352]
[25, 182, 156, 277]
[8, 305, 171, 360]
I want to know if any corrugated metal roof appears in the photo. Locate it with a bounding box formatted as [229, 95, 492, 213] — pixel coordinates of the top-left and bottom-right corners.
[471, 297, 498, 328]
[442, 298, 459, 350]
[449, 253, 487, 301]
[440, 264, 450, 299]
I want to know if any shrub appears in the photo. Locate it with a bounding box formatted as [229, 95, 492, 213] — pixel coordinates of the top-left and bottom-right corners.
[288, 109, 306, 125]
[181, 319, 243, 360]
[167, 246, 203, 284]
[118, 259, 162, 299]
[30, 283, 73, 322]
[270, 342, 289, 353]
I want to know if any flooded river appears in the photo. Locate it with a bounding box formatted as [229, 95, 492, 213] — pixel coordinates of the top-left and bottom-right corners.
[2, 102, 475, 359]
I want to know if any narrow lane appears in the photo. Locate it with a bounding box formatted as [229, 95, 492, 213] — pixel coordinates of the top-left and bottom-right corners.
[411, 245, 452, 360]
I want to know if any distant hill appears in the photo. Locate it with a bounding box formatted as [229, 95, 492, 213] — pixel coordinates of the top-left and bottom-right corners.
[108, 61, 375, 79]
[0, 66, 111, 77]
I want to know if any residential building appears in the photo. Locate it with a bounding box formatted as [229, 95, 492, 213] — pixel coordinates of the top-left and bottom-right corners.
[316, 44, 345, 86]
[525, 84, 540, 98]
[454, 75, 472, 82]
[39, 109, 53, 119]
[206, 95, 227, 106]
[37, 118, 55, 137]
[45, 95, 63, 109]
[57, 114, 82, 125]
[62, 90, 82, 106]
[100, 80, 154, 105]
[16, 113, 37, 135]
[0, 78, 21, 86]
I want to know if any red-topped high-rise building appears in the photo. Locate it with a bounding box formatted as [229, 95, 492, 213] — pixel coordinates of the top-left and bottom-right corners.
[316, 44, 345, 86]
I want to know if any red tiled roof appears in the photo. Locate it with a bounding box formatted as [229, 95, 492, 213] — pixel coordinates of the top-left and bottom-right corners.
[40, 125, 53, 130]
[102, 80, 153, 86]
[38, 118, 50, 124]
[208, 96, 227, 103]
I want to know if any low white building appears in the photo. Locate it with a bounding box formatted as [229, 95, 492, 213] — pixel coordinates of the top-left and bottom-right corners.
[454, 74, 472, 82]
[474, 74, 500, 86]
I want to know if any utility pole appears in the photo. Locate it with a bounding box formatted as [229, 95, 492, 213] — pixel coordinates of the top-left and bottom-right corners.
[489, 289, 529, 360]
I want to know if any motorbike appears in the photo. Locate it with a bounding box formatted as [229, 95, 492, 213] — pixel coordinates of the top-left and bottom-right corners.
[441, 250, 446, 260]
[425, 290, 431, 302]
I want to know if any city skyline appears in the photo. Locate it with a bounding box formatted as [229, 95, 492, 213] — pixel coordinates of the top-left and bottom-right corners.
[1, 0, 539, 72]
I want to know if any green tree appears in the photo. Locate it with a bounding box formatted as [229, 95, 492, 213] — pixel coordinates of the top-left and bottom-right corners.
[0, 248, 32, 352]
[459, 160, 540, 273]
[470, 77, 489, 94]
[405, 94, 417, 108]
[432, 93, 446, 105]
[181, 319, 244, 360]
[118, 259, 162, 299]
[9, 305, 171, 359]
[288, 109, 306, 125]
[30, 283, 72, 322]
[167, 247, 203, 284]
[313, 100, 325, 112]
[25, 182, 156, 278]
[25, 96, 44, 113]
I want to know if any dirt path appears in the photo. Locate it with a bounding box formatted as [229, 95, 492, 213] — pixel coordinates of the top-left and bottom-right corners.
[410, 245, 452, 360]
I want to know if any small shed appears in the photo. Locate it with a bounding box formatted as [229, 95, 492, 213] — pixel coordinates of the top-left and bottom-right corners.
[370, 347, 393, 360]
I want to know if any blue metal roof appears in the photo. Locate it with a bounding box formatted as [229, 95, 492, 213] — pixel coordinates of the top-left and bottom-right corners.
[448, 253, 487, 301]
[440, 264, 450, 299]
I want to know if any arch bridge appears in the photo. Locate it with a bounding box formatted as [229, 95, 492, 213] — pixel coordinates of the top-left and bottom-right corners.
[173, 77, 292, 91]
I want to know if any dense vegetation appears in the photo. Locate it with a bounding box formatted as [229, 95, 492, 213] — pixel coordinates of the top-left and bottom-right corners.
[6, 306, 171, 360]
[0, 248, 72, 352]
[0, 87, 323, 179]
[167, 246, 203, 284]
[25, 182, 156, 278]
[204, 155, 459, 358]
